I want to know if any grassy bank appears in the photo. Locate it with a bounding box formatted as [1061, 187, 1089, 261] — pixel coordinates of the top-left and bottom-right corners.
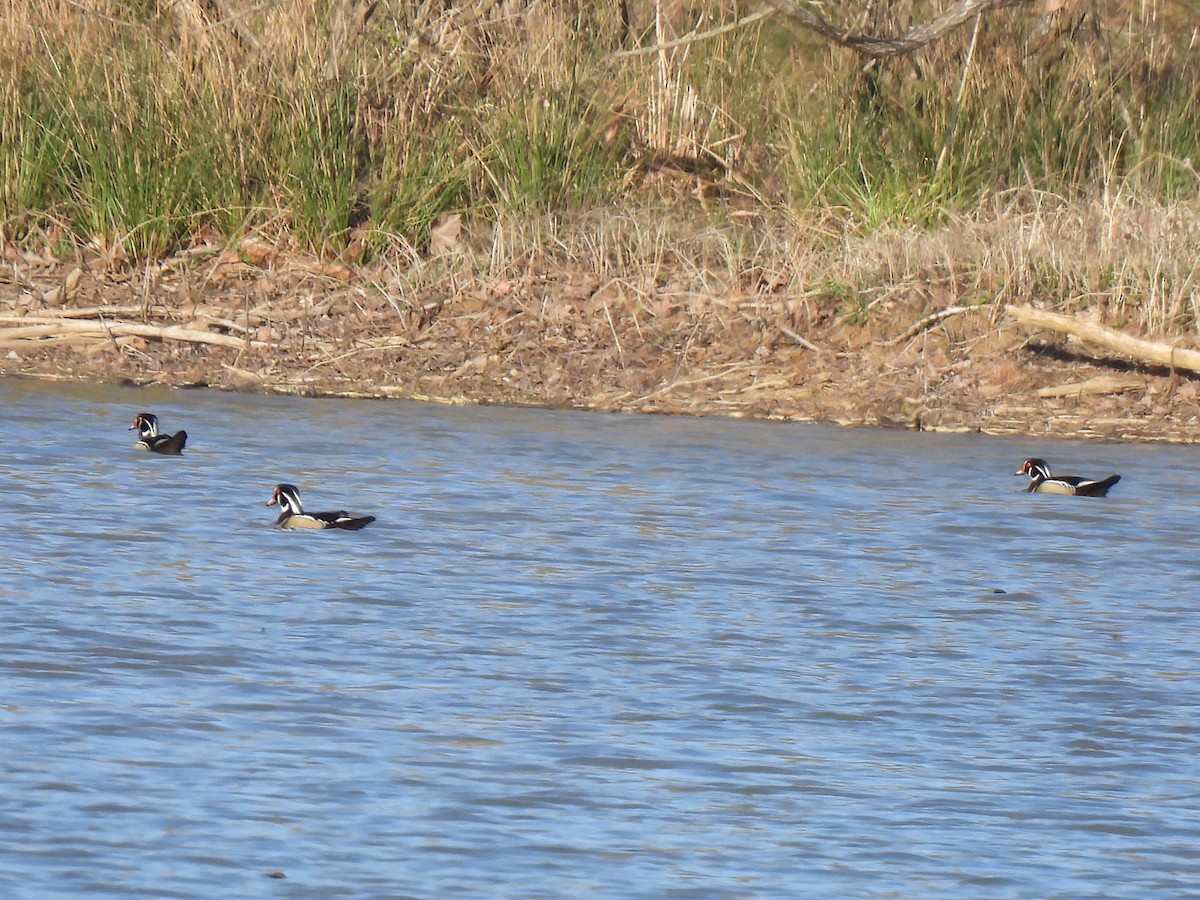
[3, 1, 1200, 335]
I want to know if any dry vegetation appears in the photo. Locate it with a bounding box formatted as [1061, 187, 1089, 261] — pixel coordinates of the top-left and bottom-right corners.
[3, 0, 1200, 439]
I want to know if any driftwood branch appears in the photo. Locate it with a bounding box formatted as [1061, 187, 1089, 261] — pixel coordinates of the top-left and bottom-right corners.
[1007, 304, 1200, 375]
[887, 305, 973, 345]
[762, 0, 1036, 57]
[0, 316, 268, 350]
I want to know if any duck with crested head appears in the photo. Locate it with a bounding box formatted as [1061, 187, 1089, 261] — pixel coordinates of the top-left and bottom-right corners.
[267, 483, 376, 531]
[1015, 458, 1120, 497]
[129, 413, 187, 455]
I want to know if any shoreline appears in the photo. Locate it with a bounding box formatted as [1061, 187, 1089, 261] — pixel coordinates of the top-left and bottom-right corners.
[5, 368, 1194, 445]
[2, 246, 1199, 445]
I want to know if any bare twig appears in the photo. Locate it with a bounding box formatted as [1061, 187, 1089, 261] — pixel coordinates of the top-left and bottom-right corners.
[602, 301, 625, 367]
[739, 308, 821, 351]
[887, 305, 973, 345]
[303, 340, 414, 374]
[779, 325, 821, 352]
[936, 12, 982, 173]
[632, 363, 755, 403]
[611, 9, 776, 59]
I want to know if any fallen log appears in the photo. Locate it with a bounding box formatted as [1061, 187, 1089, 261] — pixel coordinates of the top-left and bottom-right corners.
[0, 316, 268, 350]
[1006, 304, 1200, 375]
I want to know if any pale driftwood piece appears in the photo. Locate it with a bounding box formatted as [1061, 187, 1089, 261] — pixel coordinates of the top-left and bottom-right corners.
[763, 0, 1035, 58]
[0, 316, 268, 349]
[1007, 304, 1200, 374]
[887, 305, 972, 346]
[1037, 376, 1145, 398]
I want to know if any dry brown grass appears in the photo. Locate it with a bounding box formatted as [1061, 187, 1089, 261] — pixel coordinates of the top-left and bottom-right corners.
[433, 185, 1200, 340]
[3, 0, 1200, 341]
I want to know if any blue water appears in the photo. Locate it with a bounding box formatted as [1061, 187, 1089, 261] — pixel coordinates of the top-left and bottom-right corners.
[0, 378, 1197, 898]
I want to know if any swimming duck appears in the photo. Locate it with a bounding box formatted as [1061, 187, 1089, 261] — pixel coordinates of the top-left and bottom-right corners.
[129, 413, 188, 455]
[1015, 458, 1121, 497]
[266, 483, 376, 531]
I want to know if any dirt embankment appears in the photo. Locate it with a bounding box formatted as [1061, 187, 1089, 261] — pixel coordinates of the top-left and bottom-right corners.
[3, 242, 1199, 443]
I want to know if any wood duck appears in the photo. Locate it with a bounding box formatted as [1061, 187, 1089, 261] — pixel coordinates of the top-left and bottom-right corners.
[267, 483, 376, 531]
[129, 413, 188, 455]
[1015, 458, 1121, 497]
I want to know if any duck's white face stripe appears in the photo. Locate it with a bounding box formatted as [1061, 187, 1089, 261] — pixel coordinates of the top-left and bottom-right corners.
[1021, 459, 1053, 481]
[134, 414, 159, 439]
[276, 486, 304, 515]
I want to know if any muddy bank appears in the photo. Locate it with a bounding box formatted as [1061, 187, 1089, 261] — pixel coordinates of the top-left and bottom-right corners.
[2, 244, 1199, 443]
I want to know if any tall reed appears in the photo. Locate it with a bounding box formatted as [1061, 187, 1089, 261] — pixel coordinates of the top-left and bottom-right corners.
[1, 0, 1197, 262]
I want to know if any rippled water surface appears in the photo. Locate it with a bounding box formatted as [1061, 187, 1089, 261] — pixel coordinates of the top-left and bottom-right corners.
[2, 378, 1198, 898]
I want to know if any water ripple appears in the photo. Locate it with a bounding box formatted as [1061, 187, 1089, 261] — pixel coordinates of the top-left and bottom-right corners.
[1, 379, 1198, 897]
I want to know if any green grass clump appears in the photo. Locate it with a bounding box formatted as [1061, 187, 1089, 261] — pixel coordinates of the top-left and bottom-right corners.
[274, 83, 364, 251]
[370, 122, 471, 252]
[479, 82, 623, 215]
